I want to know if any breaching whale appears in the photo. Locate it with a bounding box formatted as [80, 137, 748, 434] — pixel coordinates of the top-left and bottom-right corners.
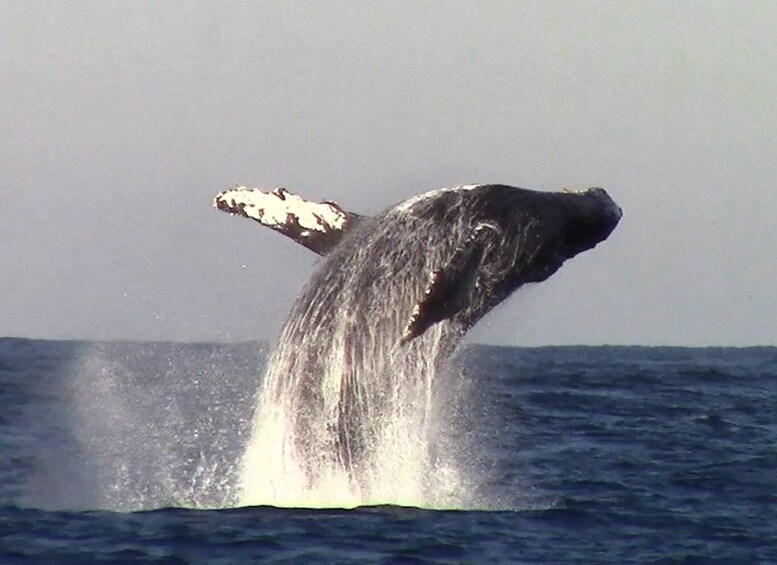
[214, 183, 621, 497]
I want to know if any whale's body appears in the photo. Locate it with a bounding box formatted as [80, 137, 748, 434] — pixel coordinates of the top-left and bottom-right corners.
[214, 183, 621, 496]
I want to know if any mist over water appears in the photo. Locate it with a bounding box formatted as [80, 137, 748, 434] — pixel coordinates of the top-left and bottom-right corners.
[22, 342, 262, 512]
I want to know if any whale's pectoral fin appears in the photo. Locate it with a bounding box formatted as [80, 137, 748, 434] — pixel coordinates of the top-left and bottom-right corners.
[401, 224, 500, 343]
[213, 186, 364, 255]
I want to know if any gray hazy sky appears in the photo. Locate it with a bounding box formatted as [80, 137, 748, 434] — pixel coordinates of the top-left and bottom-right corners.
[2, 1, 776, 346]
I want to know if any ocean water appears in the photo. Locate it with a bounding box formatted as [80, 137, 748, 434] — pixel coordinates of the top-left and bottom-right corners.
[1, 337, 775, 563]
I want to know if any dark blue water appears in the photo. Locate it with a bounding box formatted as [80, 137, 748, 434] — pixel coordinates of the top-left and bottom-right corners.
[1, 338, 775, 563]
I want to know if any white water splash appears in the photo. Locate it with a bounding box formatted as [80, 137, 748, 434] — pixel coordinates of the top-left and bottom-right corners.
[238, 332, 470, 509]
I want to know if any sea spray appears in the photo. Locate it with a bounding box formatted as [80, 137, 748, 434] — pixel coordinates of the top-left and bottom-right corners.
[24, 342, 260, 511]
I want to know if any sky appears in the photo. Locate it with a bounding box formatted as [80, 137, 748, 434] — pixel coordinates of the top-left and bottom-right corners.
[1, 1, 776, 346]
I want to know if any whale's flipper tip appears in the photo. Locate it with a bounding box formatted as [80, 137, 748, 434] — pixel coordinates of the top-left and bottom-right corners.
[213, 186, 363, 255]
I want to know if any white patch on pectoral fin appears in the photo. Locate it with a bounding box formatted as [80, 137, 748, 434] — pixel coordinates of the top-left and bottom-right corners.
[213, 186, 364, 255]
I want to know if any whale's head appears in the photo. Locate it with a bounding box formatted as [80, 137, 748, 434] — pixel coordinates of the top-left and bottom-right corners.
[511, 186, 621, 285]
[557, 187, 622, 258]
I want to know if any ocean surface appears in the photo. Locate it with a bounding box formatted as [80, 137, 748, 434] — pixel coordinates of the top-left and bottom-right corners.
[1, 338, 775, 563]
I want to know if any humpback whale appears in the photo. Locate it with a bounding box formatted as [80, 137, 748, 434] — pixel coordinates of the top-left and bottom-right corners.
[214, 183, 621, 499]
